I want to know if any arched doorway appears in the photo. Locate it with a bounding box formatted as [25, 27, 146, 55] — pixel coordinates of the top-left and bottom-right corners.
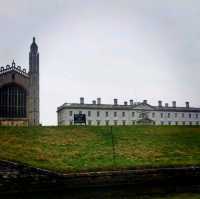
[0, 83, 27, 118]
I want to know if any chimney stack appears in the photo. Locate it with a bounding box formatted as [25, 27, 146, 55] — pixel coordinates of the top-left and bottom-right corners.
[92, 100, 96, 105]
[165, 103, 168, 107]
[172, 101, 176, 108]
[186, 101, 190, 108]
[97, 98, 101, 105]
[114, 99, 118, 106]
[143, 100, 147, 104]
[158, 100, 162, 107]
[130, 99, 134, 105]
[80, 97, 84, 104]
[124, 101, 128, 106]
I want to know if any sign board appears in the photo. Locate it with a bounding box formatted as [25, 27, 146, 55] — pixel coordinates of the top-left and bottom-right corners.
[74, 114, 86, 124]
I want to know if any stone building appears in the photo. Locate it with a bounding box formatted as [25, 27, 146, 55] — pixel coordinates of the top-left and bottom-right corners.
[57, 98, 200, 126]
[0, 38, 40, 126]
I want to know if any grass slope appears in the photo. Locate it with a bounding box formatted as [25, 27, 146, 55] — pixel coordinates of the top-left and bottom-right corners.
[0, 126, 200, 173]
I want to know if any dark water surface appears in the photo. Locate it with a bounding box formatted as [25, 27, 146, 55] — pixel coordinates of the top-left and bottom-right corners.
[3, 193, 200, 199]
[3, 189, 200, 199]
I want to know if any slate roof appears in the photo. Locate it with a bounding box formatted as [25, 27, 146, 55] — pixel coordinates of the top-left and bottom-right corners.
[57, 102, 200, 112]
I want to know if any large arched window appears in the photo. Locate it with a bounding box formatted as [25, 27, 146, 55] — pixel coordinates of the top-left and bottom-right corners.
[0, 84, 27, 118]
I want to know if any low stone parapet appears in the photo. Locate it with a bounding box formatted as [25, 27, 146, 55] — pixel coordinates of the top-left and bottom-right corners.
[1, 160, 200, 195]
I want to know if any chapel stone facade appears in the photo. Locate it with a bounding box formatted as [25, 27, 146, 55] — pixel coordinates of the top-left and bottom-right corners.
[0, 38, 40, 126]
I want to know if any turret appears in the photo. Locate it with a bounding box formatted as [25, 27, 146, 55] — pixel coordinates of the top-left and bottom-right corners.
[28, 37, 40, 126]
[29, 37, 39, 73]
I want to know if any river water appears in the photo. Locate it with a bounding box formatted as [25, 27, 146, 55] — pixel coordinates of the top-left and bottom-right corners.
[3, 189, 200, 199]
[4, 193, 200, 199]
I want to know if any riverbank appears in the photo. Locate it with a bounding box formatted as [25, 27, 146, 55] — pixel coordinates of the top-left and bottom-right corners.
[1, 126, 200, 172]
[1, 126, 200, 195]
[1, 160, 200, 195]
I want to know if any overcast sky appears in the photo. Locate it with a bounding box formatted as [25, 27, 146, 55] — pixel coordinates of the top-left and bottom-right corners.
[0, 0, 200, 125]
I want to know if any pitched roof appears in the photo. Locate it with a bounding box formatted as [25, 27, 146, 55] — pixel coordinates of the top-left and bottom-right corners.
[57, 102, 200, 112]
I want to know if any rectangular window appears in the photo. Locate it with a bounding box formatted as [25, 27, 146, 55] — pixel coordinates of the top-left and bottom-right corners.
[168, 113, 170, 118]
[189, 122, 192, 125]
[175, 113, 177, 118]
[196, 114, 198, 118]
[161, 121, 164, 125]
[161, 113, 163, 118]
[182, 113, 185, 118]
[189, 113, 191, 118]
[182, 121, 185, 125]
[106, 120, 109, 126]
[152, 112, 155, 118]
[168, 121, 171, 125]
[122, 121, 126, 126]
[132, 121, 135, 125]
[88, 120, 92, 125]
[79, 111, 82, 114]
[175, 121, 178, 125]
[114, 120, 118, 126]
[97, 120, 100, 126]
[69, 111, 73, 116]
[105, 112, 109, 117]
[114, 112, 117, 117]
[97, 111, 100, 117]
[88, 111, 91, 117]
[196, 121, 199, 125]
[132, 112, 135, 117]
[122, 112, 125, 117]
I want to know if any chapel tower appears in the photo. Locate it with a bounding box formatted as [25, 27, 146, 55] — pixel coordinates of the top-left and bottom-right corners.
[29, 37, 40, 125]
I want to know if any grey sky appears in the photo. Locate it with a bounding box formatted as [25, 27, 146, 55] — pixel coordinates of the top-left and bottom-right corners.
[0, 0, 200, 125]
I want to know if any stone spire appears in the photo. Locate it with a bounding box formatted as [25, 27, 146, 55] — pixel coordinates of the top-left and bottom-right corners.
[30, 37, 38, 54]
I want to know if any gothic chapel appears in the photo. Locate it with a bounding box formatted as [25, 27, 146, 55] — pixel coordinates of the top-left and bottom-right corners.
[0, 38, 40, 126]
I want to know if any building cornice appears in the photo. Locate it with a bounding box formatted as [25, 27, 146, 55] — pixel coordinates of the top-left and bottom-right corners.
[57, 103, 200, 113]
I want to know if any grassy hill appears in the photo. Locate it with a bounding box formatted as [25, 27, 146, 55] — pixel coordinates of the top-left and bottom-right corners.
[0, 126, 200, 173]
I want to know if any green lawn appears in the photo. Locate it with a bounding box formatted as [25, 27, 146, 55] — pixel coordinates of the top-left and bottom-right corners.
[0, 126, 200, 173]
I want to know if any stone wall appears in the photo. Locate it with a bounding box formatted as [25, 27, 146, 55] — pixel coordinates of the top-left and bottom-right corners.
[1, 160, 200, 195]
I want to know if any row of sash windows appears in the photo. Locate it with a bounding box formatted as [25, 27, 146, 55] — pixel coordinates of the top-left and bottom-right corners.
[70, 120, 200, 126]
[69, 111, 199, 119]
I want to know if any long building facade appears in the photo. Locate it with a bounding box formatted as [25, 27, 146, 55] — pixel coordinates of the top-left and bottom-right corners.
[57, 98, 200, 126]
[0, 38, 40, 126]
